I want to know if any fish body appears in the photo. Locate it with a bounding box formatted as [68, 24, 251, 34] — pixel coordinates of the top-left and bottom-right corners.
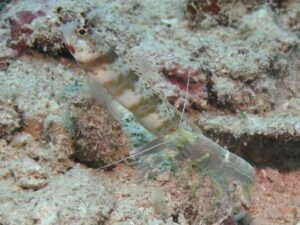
[61, 20, 255, 206]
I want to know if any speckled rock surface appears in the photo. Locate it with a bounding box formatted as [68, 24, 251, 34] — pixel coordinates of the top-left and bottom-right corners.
[0, 167, 115, 225]
[8, 156, 48, 190]
[0, 100, 21, 140]
[70, 94, 130, 168]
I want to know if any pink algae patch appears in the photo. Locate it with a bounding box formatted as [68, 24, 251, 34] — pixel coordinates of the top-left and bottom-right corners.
[9, 10, 45, 55]
[161, 63, 206, 93]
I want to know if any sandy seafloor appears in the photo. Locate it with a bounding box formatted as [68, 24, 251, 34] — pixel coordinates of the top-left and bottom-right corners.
[0, 0, 300, 224]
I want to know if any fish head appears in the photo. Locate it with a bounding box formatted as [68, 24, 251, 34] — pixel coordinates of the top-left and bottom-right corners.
[60, 20, 112, 65]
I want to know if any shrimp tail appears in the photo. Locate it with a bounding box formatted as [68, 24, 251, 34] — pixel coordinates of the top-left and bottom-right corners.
[128, 128, 255, 205]
[181, 131, 255, 206]
[180, 132, 255, 186]
[123, 127, 255, 188]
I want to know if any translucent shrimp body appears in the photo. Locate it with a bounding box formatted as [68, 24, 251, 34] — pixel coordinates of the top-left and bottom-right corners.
[61, 20, 255, 206]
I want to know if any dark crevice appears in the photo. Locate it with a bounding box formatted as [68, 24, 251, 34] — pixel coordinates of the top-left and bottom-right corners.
[202, 129, 300, 171]
[30, 40, 74, 60]
[203, 69, 236, 113]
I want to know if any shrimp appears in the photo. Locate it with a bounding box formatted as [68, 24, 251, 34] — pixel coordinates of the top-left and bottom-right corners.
[60, 19, 255, 207]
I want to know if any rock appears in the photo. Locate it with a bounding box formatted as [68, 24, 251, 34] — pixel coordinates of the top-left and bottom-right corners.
[252, 216, 271, 225]
[0, 100, 21, 140]
[23, 117, 43, 140]
[0, 167, 115, 225]
[279, 206, 295, 220]
[291, 195, 300, 207]
[294, 121, 300, 135]
[272, 181, 286, 193]
[0, 139, 7, 148]
[44, 120, 75, 160]
[31, 167, 115, 225]
[70, 95, 129, 168]
[156, 172, 170, 182]
[10, 132, 35, 148]
[266, 207, 282, 220]
[9, 157, 48, 190]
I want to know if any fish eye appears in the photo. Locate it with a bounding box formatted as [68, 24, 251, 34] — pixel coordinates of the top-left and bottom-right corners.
[76, 27, 88, 36]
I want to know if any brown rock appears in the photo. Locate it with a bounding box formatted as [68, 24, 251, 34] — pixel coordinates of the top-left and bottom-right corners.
[272, 181, 286, 193]
[267, 207, 282, 220]
[280, 206, 295, 220]
[291, 195, 300, 207]
[0, 100, 21, 140]
[23, 117, 43, 140]
[252, 216, 271, 225]
[45, 121, 75, 160]
[71, 95, 130, 168]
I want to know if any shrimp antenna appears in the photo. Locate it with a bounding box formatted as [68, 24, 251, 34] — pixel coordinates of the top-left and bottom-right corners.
[179, 73, 191, 126]
[99, 140, 172, 170]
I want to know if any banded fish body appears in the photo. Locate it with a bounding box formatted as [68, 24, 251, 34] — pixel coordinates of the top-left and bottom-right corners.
[61, 20, 255, 206]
